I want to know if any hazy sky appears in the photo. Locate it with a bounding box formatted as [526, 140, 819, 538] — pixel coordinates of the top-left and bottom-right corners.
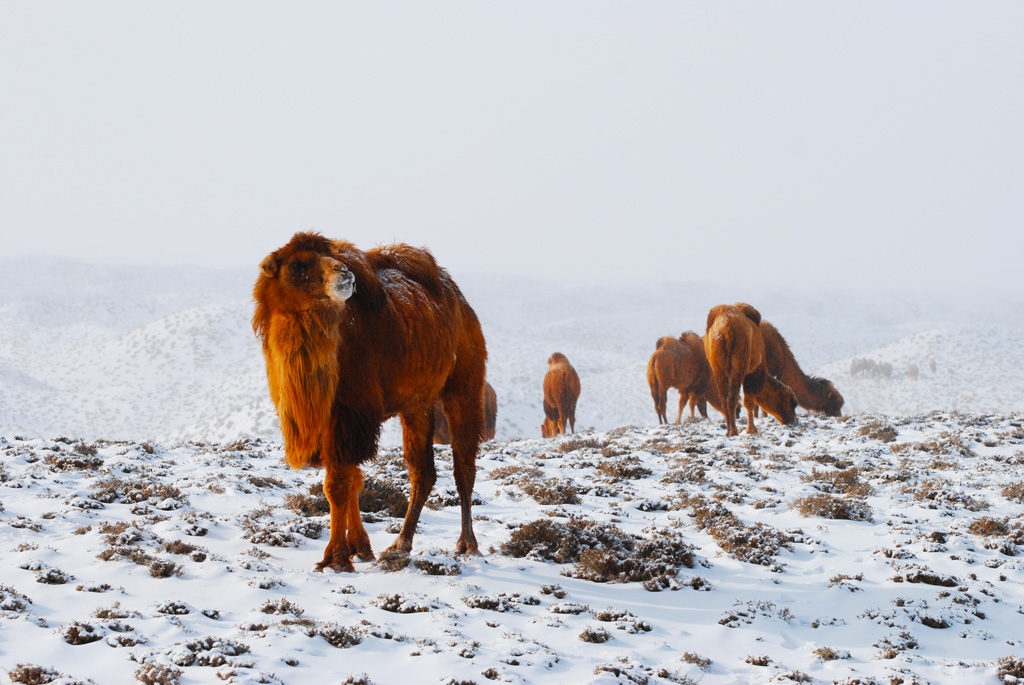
[2, 2, 1021, 292]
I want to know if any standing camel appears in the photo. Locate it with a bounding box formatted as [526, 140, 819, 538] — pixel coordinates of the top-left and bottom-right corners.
[541, 352, 580, 437]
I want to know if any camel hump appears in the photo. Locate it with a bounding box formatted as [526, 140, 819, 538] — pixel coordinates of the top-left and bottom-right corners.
[679, 331, 701, 346]
[706, 304, 732, 333]
[367, 243, 443, 297]
[548, 352, 569, 365]
[733, 302, 761, 325]
[655, 336, 676, 350]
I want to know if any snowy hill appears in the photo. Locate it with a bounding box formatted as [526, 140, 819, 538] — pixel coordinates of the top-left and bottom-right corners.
[0, 257, 1022, 444]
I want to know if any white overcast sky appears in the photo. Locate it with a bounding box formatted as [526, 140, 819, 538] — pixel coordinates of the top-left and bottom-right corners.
[2, 2, 1021, 292]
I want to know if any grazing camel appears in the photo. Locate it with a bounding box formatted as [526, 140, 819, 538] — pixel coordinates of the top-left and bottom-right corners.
[760, 320, 844, 417]
[704, 303, 798, 437]
[647, 332, 729, 424]
[433, 381, 498, 444]
[541, 352, 580, 437]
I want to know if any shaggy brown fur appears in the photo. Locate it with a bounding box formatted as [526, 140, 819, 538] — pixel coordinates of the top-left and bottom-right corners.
[760, 320, 844, 417]
[541, 352, 580, 437]
[646, 332, 728, 424]
[704, 303, 798, 437]
[433, 381, 497, 444]
[253, 232, 487, 572]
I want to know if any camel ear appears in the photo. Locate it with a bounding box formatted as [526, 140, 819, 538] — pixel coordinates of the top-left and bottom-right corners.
[259, 254, 279, 278]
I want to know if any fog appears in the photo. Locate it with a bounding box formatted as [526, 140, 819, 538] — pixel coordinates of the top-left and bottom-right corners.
[2, 2, 1021, 294]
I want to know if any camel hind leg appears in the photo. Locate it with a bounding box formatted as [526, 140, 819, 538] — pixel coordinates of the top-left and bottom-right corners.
[441, 370, 485, 556]
[388, 408, 437, 555]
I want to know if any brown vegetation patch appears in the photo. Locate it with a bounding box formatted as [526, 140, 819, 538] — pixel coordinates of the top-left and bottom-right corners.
[800, 467, 874, 497]
[596, 456, 652, 481]
[500, 518, 696, 586]
[905, 478, 990, 511]
[284, 483, 330, 517]
[794, 494, 873, 522]
[675, 495, 793, 568]
[518, 478, 582, 505]
[858, 420, 897, 443]
[1001, 481, 1024, 504]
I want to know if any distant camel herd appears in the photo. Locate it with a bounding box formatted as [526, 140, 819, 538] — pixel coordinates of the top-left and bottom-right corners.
[850, 357, 933, 381]
[542, 301, 844, 439]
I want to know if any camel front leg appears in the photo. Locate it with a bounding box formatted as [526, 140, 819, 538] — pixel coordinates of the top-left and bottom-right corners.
[317, 462, 364, 572]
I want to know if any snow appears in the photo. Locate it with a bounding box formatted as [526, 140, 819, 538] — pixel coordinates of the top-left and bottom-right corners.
[1, 258, 1024, 683]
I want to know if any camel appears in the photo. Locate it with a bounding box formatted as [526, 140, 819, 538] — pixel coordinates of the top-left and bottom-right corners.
[541, 352, 580, 437]
[760, 320, 844, 416]
[253, 232, 486, 572]
[704, 303, 798, 437]
[647, 332, 729, 424]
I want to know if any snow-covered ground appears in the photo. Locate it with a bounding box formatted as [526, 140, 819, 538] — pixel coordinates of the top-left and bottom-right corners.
[2, 414, 1023, 684]
[2, 258, 1024, 683]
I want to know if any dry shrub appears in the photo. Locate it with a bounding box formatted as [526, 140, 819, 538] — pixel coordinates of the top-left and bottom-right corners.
[98, 546, 154, 566]
[169, 636, 251, 666]
[800, 467, 874, 497]
[134, 663, 182, 685]
[681, 652, 711, 670]
[359, 476, 408, 518]
[794, 494, 873, 522]
[558, 437, 605, 453]
[518, 478, 581, 505]
[919, 615, 951, 629]
[969, 516, 1009, 537]
[998, 656, 1024, 682]
[260, 598, 304, 616]
[148, 559, 183, 578]
[745, 655, 771, 667]
[284, 483, 329, 516]
[596, 456, 652, 481]
[61, 621, 104, 645]
[373, 593, 435, 614]
[90, 477, 185, 506]
[908, 479, 989, 512]
[499, 518, 695, 586]
[7, 665, 73, 685]
[44, 442, 102, 471]
[903, 568, 959, 587]
[463, 593, 539, 613]
[579, 626, 612, 643]
[812, 646, 850, 661]
[489, 464, 543, 481]
[1001, 481, 1024, 504]
[412, 556, 462, 576]
[859, 420, 897, 443]
[680, 496, 792, 567]
[0, 585, 33, 614]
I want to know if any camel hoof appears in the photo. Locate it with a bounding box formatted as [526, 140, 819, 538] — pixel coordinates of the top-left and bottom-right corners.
[354, 550, 376, 563]
[314, 560, 355, 574]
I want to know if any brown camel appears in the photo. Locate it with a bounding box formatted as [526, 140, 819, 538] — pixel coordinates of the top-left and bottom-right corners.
[647, 332, 728, 424]
[433, 381, 497, 444]
[253, 232, 486, 572]
[541, 352, 580, 437]
[704, 303, 798, 437]
[760, 320, 844, 417]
